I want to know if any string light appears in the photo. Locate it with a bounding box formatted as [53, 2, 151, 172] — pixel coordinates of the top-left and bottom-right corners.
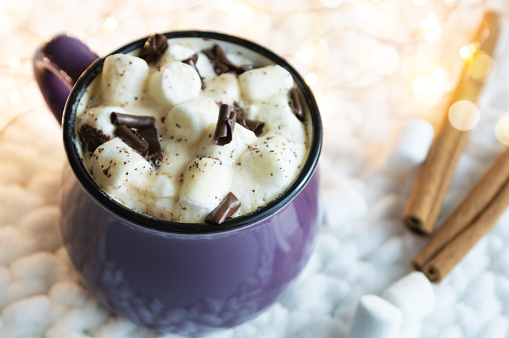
[495, 113, 509, 145]
[466, 51, 493, 80]
[104, 17, 118, 30]
[8, 58, 20, 68]
[305, 72, 319, 86]
[217, 0, 233, 11]
[9, 90, 21, 104]
[296, 36, 329, 68]
[448, 100, 480, 131]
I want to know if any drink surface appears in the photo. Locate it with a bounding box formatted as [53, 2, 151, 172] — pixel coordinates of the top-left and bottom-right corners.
[75, 36, 310, 223]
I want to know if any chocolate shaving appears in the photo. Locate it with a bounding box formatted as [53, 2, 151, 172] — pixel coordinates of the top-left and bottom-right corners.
[115, 125, 149, 156]
[205, 192, 241, 224]
[78, 124, 110, 153]
[138, 127, 163, 167]
[236, 116, 264, 137]
[139, 34, 168, 63]
[183, 54, 205, 89]
[213, 104, 237, 146]
[289, 88, 305, 122]
[110, 112, 155, 129]
[203, 44, 236, 75]
[235, 64, 255, 75]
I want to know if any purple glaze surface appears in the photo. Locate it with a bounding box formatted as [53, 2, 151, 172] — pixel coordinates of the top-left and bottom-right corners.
[35, 31, 323, 335]
[60, 163, 320, 334]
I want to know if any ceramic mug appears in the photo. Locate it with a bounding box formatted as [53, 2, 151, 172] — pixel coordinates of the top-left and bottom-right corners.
[33, 31, 323, 335]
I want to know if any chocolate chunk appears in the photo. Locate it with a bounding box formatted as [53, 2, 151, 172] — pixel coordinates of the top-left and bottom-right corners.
[78, 124, 110, 153]
[205, 192, 241, 224]
[183, 54, 205, 89]
[236, 116, 264, 137]
[110, 112, 155, 128]
[289, 88, 305, 122]
[138, 127, 163, 167]
[203, 44, 236, 75]
[235, 64, 254, 75]
[139, 34, 168, 63]
[213, 104, 237, 146]
[114, 125, 149, 156]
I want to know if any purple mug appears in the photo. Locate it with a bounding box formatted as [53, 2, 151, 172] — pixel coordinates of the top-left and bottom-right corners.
[33, 31, 322, 335]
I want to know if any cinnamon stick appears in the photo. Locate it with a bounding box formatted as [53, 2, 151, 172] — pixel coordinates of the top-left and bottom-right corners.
[416, 148, 509, 282]
[413, 147, 509, 272]
[403, 11, 501, 235]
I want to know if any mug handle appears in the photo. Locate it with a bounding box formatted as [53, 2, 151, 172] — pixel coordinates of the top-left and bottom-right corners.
[33, 34, 99, 124]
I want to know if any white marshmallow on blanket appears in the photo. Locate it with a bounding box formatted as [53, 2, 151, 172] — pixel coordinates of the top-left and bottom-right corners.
[101, 54, 149, 106]
[385, 119, 434, 174]
[238, 65, 294, 102]
[382, 271, 435, 325]
[148, 61, 202, 108]
[323, 184, 367, 226]
[348, 294, 402, 338]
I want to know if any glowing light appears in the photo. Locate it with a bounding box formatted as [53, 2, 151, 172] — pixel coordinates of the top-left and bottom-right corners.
[467, 51, 493, 80]
[448, 100, 480, 131]
[459, 43, 477, 59]
[8, 58, 20, 68]
[296, 37, 329, 67]
[355, 5, 370, 18]
[413, 0, 426, 5]
[495, 113, 509, 145]
[305, 72, 319, 86]
[424, 26, 442, 42]
[217, 0, 233, 11]
[433, 67, 445, 79]
[412, 72, 446, 106]
[402, 55, 432, 82]
[370, 45, 399, 75]
[320, 0, 344, 8]
[104, 17, 118, 30]
[9, 90, 21, 104]
[420, 13, 438, 30]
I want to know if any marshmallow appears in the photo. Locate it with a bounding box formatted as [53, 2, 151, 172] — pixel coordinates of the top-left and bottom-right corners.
[166, 96, 219, 143]
[385, 119, 434, 174]
[157, 43, 196, 66]
[101, 54, 149, 106]
[203, 73, 241, 105]
[88, 137, 152, 191]
[382, 272, 435, 325]
[75, 106, 127, 139]
[195, 52, 217, 80]
[180, 157, 232, 212]
[148, 61, 201, 107]
[238, 65, 294, 102]
[323, 185, 367, 226]
[348, 295, 402, 338]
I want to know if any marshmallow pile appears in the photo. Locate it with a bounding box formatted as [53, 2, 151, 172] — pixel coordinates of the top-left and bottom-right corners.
[75, 37, 309, 223]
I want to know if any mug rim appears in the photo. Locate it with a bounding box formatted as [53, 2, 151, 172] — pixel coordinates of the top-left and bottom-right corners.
[62, 30, 323, 235]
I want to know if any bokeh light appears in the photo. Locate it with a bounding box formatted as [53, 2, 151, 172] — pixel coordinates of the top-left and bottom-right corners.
[495, 113, 509, 145]
[370, 45, 399, 75]
[466, 51, 494, 80]
[448, 100, 480, 131]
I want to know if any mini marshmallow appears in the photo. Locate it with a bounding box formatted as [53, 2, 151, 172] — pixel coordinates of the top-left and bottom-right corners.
[157, 43, 196, 66]
[101, 54, 149, 106]
[148, 61, 201, 107]
[238, 133, 300, 199]
[75, 106, 128, 139]
[180, 157, 232, 211]
[88, 137, 152, 191]
[385, 119, 434, 174]
[238, 65, 294, 102]
[382, 271, 435, 325]
[348, 294, 402, 338]
[203, 73, 241, 105]
[166, 96, 219, 143]
[323, 184, 367, 226]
